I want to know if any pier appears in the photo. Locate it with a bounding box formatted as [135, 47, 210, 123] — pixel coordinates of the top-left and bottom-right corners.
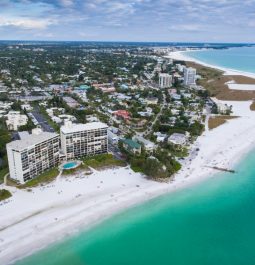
[205, 166, 236, 173]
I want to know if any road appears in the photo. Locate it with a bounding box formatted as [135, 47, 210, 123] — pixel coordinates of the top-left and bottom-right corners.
[139, 93, 167, 137]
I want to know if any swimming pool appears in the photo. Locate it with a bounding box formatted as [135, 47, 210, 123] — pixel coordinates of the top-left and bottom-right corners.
[61, 161, 81, 170]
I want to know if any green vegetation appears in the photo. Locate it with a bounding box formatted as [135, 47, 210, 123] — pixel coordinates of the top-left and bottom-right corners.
[120, 141, 181, 180]
[83, 154, 126, 169]
[0, 189, 12, 201]
[162, 143, 189, 158]
[250, 102, 255, 111]
[19, 167, 59, 188]
[0, 118, 11, 184]
[130, 154, 181, 180]
[61, 163, 90, 176]
[0, 168, 9, 184]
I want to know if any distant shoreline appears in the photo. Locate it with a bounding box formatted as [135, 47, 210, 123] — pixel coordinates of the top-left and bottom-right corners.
[166, 50, 255, 79]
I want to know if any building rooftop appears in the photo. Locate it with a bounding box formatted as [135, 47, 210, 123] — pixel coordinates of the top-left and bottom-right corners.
[18, 131, 30, 140]
[7, 132, 59, 151]
[122, 138, 141, 149]
[133, 135, 155, 147]
[61, 122, 108, 134]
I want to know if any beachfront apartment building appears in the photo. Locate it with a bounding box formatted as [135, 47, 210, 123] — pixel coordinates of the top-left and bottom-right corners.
[159, 73, 172, 88]
[184, 67, 196, 86]
[7, 128, 60, 183]
[60, 121, 108, 159]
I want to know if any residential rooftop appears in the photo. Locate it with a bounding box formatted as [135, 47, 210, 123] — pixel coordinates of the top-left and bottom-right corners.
[122, 138, 141, 149]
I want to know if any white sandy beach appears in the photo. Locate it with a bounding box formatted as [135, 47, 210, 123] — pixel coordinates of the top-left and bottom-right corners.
[227, 83, 255, 91]
[167, 50, 255, 79]
[1, 100, 255, 264]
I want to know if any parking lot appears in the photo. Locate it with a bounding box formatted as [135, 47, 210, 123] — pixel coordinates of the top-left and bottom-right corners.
[32, 111, 55, 133]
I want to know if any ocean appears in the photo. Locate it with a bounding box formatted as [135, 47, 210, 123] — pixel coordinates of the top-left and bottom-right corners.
[15, 149, 255, 265]
[186, 46, 255, 74]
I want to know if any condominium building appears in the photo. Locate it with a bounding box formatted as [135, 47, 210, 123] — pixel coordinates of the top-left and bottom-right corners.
[60, 121, 108, 159]
[159, 73, 172, 88]
[7, 128, 60, 183]
[6, 111, 28, 131]
[184, 67, 196, 85]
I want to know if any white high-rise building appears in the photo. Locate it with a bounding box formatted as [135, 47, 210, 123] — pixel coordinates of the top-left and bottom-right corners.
[184, 67, 196, 85]
[60, 121, 108, 160]
[159, 73, 172, 88]
[7, 129, 60, 183]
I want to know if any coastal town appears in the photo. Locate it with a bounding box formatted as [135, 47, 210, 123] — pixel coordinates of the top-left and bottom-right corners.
[0, 43, 233, 191]
[1, 0, 255, 264]
[1, 42, 255, 265]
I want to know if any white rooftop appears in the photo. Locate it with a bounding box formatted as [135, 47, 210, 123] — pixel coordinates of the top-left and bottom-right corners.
[7, 132, 59, 151]
[133, 135, 155, 147]
[61, 122, 108, 134]
[18, 131, 30, 140]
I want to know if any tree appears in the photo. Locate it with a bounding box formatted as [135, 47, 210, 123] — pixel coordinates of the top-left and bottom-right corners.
[143, 158, 162, 178]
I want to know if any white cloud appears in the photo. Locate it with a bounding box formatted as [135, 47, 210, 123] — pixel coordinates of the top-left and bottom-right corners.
[0, 16, 56, 29]
[169, 24, 202, 32]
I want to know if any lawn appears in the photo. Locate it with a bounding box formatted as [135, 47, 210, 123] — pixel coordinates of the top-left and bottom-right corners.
[0, 167, 9, 184]
[173, 147, 189, 158]
[83, 154, 126, 169]
[61, 163, 90, 176]
[19, 167, 59, 188]
[250, 102, 255, 111]
[208, 116, 238, 130]
[0, 189, 12, 201]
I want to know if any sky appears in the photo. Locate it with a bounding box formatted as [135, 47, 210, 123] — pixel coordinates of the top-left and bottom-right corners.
[0, 0, 255, 42]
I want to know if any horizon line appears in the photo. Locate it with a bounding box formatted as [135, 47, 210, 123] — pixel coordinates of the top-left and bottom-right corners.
[0, 40, 254, 45]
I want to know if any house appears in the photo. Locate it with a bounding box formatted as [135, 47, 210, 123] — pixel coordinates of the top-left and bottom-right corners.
[86, 115, 99, 123]
[131, 119, 147, 129]
[168, 133, 189, 147]
[168, 88, 177, 95]
[6, 111, 28, 130]
[52, 116, 62, 124]
[146, 97, 158, 105]
[21, 104, 33, 112]
[154, 132, 167, 142]
[171, 94, 181, 100]
[93, 83, 115, 93]
[133, 135, 155, 153]
[63, 97, 80, 108]
[121, 138, 141, 155]
[108, 130, 119, 145]
[113, 110, 130, 121]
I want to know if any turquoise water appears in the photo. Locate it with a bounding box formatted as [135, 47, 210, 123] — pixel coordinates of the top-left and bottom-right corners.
[186, 46, 255, 74]
[63, 162, 77, 169]
[16, 150, 255, 265]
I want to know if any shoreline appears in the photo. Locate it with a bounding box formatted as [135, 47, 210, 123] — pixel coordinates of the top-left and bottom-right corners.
[166, 50, 255, 79]
[1, 102, 255, 264]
